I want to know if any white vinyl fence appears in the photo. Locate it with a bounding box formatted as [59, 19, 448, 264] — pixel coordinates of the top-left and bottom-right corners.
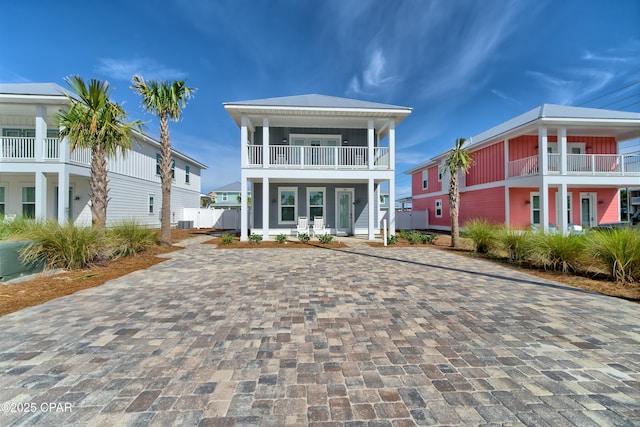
[182, 208, 241, 230]
[396, 209, 429, 230]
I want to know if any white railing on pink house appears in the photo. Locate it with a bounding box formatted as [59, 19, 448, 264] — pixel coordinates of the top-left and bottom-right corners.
[508, 153, 640, 177]
[246, 145, 390, 169]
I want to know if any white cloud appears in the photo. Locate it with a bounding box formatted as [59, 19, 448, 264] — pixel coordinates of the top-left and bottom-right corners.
[96, 58, 188, 82]
[490, 89, 521, 106]
[527, 69, 614, 105]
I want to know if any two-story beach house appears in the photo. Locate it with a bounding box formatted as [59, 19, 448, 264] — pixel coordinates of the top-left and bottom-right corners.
[0, 83, 206, 227]
[406, 104, 640, 234]
[208, 181, 249, 209]
[224, 94, 412, 241]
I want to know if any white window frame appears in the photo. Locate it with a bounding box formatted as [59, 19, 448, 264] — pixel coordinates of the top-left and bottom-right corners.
[288, 133, 341, 147]
[22, 186, 35, 218]
[278, 186, 297, 224]
[307, 187, 326, 220]
[422, 170, 428, 190]
[438, 165, 444, 182]
[185, 165, 190, 184]
[148, 195, 155, 214]
[435, 199, 442, 218]
[555, 192, 573, 225]
[0, 186, 5, 216]
[530, 192, 540, 225]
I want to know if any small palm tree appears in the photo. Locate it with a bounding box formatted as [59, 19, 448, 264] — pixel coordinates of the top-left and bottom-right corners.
[132, 75, 195, 246]
[444, 137, 474, 248]
[58, 76, 140, 230]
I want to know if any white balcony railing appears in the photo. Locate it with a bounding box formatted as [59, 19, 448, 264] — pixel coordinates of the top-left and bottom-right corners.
[246, 145, 390, 170]
[0, 137, 35, 159]
[509, 153, 640, 177]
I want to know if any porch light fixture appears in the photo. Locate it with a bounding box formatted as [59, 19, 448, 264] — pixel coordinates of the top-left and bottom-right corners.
[343, 139, 349, 145]
[598, 200, 604, 205]
[525, 199, 531, 205]
[282, 138, 287, 144]
[74, 196, 81, 201]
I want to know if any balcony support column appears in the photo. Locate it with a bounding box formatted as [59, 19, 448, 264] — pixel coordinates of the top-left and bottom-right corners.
[240, 175, 249, 242]
[540, 180, 549, 233]
[262, 117, 269, 169]
[504, 139, 510, 227]
[538, 127, 548, 174]
[368, 177, 375, 240]
[58, 170, 69, 224]
[35, 106, 47, 162]
[388, 119, 395, 169]
[368, 119, 374, 170]
[389, 176, 396, 236]
[35, 171, 47, 220]
[262, 177, 269, 241]
[559, 183, 569, 235]
[241, 114, 249, 168]
[559, 127, 567, 175]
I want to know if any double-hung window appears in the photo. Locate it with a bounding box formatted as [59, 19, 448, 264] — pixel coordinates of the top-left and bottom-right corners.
[0, 187, 5, 216]
[435, 199, 442, 218]
[22, 187, 35, 218]
[308, 187, 325, 220]
[278, 187, 297, 224]
[148, 195, 155, 214]
[531, 193, 540, 225]
[422, 170, 428, 190]
[185, 165, 190, 184]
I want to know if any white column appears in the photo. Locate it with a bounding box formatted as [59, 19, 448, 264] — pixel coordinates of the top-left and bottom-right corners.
[559, 127, 567, 175]
[262, 177, 269, 241]
[60, 134, 70, 163]
[241, 115, 248, 167]
[541, 180, 549, 233]
[504, 139, 510, 227]
[388, 119, 395, 169]
[240, 175, 248, 241]
[35, 171, 47, 220]
[368, 119, 374, 170]
[539, 127, 548, 175]
[368, 177, 375, 239]
[58, 170, 69, 224]
[505, 185, 510, 228]
[262, 117, 269, 168]
[35, 106, 47, 162]
[559, 183, 568, 235]
[389, 176, 396, 236]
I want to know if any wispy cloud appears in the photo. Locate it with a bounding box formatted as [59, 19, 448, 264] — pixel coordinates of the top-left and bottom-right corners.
[96, 58, 188, 82]
[348, 49, 397, 96]
[527, 69, 614, 105]
[490, 89, 521, 106]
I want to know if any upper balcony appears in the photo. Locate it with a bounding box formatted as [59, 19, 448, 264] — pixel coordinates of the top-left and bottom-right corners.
[0, 136, 90, 165]
[508, 153, 640, 178]
[244, 145, 390, 170]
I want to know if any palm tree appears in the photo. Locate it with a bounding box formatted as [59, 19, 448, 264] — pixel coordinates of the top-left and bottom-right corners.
[131, 75, 195, 246]
[444, 137, 474, 248]
[58, 76, 140, 230]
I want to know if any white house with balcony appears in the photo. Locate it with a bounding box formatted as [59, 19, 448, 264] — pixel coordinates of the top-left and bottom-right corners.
[0, 83, 206, 227]
[224, 94, 412, 241]
[407, 104, 640, 235]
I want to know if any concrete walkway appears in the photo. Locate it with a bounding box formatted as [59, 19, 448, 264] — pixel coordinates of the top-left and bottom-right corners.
[0, 237, 638, 426]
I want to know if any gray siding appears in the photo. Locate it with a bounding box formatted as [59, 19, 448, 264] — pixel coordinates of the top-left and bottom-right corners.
[254, 127, 372, 147]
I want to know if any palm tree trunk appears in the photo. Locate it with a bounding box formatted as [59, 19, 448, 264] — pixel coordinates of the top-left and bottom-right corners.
[449, 173, 459, 248]
[159, 115, 172, 246]
[90, 145, 108, 230]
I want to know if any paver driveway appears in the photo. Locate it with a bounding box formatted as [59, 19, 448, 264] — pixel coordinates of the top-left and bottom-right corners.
[0, 237, 639, 426]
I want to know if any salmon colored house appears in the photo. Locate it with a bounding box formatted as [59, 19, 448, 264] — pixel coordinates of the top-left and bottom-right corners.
[406, 104, 640, 235]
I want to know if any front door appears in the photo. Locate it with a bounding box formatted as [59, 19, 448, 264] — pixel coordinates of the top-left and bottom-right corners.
[336, 190, 353, 236]
[580, 193, 595, 228]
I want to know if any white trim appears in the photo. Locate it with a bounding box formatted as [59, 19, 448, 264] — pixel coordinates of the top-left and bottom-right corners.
[288, 133, 341, 146]
[579, 192, 597, 228]
[435, 199, 443, 218]
[278, 186, 297, 225]
[422, 170, 428, 190]
[335, 188, 354, 235]
[530, 192, 540, 225]
[555, 190, 573, 226]
[148, 194, 155, 215]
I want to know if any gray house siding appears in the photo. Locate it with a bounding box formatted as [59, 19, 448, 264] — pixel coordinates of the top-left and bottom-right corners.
[254, 127, 374, 147]
[251, 183, 377, 232]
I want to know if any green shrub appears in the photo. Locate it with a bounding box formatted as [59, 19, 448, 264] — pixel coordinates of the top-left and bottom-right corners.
[249, 233, 263, 244]
[0, 216, 40, 240]
[421, 233, 438, 244]
[498, 228, 535, 262]
[405, 231, 423, 245]
[298, 232, 310, 243]
[386, 234, 398, 245]
[107, 220, 157, 258]
[19, 221, 106, 270]
[221, 233, 234, 245]
[531, 233, 586, 274]
[318, 234, 334, 244]
[462, 219, 500, 254]
[585, 227, 640, 283]
[276, 234, 288, 244]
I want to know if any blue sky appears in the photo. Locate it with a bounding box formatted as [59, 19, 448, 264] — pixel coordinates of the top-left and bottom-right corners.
[1, 0, 639, 198]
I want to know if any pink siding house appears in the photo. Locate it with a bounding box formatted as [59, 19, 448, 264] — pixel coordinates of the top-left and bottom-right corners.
[406, 104, 640, 234]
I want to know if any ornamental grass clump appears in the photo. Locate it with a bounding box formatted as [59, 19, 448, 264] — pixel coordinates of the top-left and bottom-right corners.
[531, 232, 586, 274]
[0, 216, 40, 240]
[19, 221, 106, 270]
[462, 219, 500, 254]
[108, 220, 158, 258]
[498, 228, 535, 262]
[585, 227, 640, 284]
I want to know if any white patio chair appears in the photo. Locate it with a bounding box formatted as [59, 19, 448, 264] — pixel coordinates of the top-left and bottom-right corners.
[296, 216, 309, 237]
[312, 216, 327, 237]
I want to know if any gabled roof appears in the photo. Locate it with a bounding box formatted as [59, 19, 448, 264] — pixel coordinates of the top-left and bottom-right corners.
[211, 181, 243, 192]
[0, 82, 67, 97]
